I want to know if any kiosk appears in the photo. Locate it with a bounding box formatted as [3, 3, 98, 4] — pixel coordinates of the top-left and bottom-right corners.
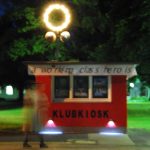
[27, 62, 137, 134]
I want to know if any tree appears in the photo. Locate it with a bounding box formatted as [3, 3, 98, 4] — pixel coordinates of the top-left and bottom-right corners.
[0, 0, 149, 61]
[0, 0, 150, 83]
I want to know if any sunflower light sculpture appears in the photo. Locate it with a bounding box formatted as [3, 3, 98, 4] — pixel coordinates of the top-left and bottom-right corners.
[43, 3, 71, 42]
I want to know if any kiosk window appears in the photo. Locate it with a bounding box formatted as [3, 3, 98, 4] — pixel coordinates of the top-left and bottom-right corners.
[53, 76, 111, 102]
[93, 76, 108, 98]
[73, 76, 88, 98]
[54, 76, 69, 98]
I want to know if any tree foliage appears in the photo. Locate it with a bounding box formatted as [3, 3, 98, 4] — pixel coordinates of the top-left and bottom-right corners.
[0, 0, 150, 83]
[0, 0, 149, 61]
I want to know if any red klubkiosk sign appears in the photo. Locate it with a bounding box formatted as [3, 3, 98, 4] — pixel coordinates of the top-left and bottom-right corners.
[27, 62, 137, 134]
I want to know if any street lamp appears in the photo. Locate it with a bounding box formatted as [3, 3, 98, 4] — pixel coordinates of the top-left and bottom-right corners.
[43, 3, 71, 42]
[129, 82, 135, 88]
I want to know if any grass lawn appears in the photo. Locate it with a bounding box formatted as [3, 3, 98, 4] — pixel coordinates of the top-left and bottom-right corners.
[128, 102, 150, 131]
[0, 102, 150, 131]
[0, 108, 23, 130]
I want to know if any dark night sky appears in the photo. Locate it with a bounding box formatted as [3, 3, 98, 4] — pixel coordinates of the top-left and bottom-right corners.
[0, 1, 13, 16]
[0, 4, 4, 16]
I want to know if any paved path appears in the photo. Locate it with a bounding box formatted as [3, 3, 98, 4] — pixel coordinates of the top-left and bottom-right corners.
[0, 129, 150, 150]
[0, 141, 150, 150]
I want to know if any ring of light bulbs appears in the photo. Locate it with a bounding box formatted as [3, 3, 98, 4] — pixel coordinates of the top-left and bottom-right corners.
[43, 3, 71, 42]
[43, 4, 71, 32]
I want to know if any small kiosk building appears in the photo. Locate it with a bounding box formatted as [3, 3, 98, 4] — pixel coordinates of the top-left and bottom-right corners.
[27, 62, 137, 133]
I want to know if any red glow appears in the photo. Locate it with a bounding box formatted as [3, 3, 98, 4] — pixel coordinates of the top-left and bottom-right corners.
[45, 119, 56, 127]
[106, 120, 116, 128]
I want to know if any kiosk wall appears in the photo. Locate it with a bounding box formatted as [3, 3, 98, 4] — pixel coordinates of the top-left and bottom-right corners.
[27, 62, 137, 133]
